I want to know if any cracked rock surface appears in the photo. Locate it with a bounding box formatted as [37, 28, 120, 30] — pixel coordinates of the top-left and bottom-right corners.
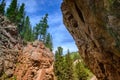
[61, 0, 120, 80]
[0, 15, 55, 80]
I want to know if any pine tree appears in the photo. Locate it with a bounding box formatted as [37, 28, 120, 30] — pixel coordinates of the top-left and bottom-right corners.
[20, 15, 25, 38]
[23, 16, 34, 41]
[64, 50, 74, 80]
[33, 14, 49, 41]
[40, 14, 49, 41]
[17, 3, 25, 34]
[54, 47, 66, 80]
[1, 0, 35, 41]
[6, 0, 18, 23]
[33, 22, 42, 40]
[16, 3, 25, 24]
[75, 61, 88, 80]
[45, 33, 53, 51]
[0, 0, 6, 15]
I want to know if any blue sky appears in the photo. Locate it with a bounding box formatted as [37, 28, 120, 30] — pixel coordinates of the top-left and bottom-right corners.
[5, 0, 78, 53]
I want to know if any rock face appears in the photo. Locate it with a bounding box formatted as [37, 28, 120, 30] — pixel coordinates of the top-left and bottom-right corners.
[61, 0, 120, 80]
[0, 15, 55, 80]
[14, 41, 55, 80]
[0, 15, 21, 79]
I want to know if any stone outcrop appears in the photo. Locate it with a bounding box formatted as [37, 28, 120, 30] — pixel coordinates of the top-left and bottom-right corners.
[0, 15, 55, 80]
[0, 15, 21, 79]
[14, 41, 55, 80]
[61, 0, 120, 80]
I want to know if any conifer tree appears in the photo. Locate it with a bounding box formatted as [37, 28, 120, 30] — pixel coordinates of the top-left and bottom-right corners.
[45, 33, 53, 51]
[34, 14, 49, 41]
[23, 16, 34, 41]
[17, 3, 25, 34]
[54, 47, 66, 80]
[64, 50, 74, 80]
[4, 0, 52, 44]
[16, 3, 25, 24]
[20, 15, 25, 38]
[75, 61, 88, 80]
[6, 0, 18, 23]
[33, 22, 41, 40]
[40, 14, 49, 41]
[0, 0, 6, 15]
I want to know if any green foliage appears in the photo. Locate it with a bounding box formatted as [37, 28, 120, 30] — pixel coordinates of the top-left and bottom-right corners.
[17, 3, 25, 34]
[0, 0, 6, 15]
[75, 61, 88, 80]
[17, 3, 25, 22]
[40, 14, 49, 41]
[6, 0, 26, 35]
[54, 50, 94, 80]
[71, 52, 81, 61]
[0, 73, 17, 80]
[6, 0, 18, 23]
[45, 33, 53, 51]
[64, 50, 74, 80]
[54, 47, 66, 80]
[33, 14, 53, 50]
[33, 14, 49, 41]
[2, 0, 53, 50]
[0, 73, 7, 80]
[10, 75, 17, 80]
[22, 16, 34, 41]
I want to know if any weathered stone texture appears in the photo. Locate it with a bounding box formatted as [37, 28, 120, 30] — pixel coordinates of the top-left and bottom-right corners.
[14, 41, 55, 80]
[61, 0, 120, 80]
[0, 15, 55, 80]
[0, 15, 20, 79]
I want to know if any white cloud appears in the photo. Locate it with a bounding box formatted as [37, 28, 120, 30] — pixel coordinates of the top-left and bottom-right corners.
[30, 15, 43, 26]
[48, 13, 62, 25]
[18, 0, 39, 14]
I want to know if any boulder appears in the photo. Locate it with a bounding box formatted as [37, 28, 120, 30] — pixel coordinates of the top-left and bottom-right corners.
[14, 41, 55, 80]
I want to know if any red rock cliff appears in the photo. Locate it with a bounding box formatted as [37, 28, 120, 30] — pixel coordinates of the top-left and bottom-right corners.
[14, 41, 55, 80]
[61, 0, 120, 80]
[0, 15, 55, 80]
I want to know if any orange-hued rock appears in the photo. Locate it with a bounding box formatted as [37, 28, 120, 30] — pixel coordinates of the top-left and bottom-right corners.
[61, 0, 120, 80]
[0, 15, 55, 80]
[14, 41, 55, 80]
